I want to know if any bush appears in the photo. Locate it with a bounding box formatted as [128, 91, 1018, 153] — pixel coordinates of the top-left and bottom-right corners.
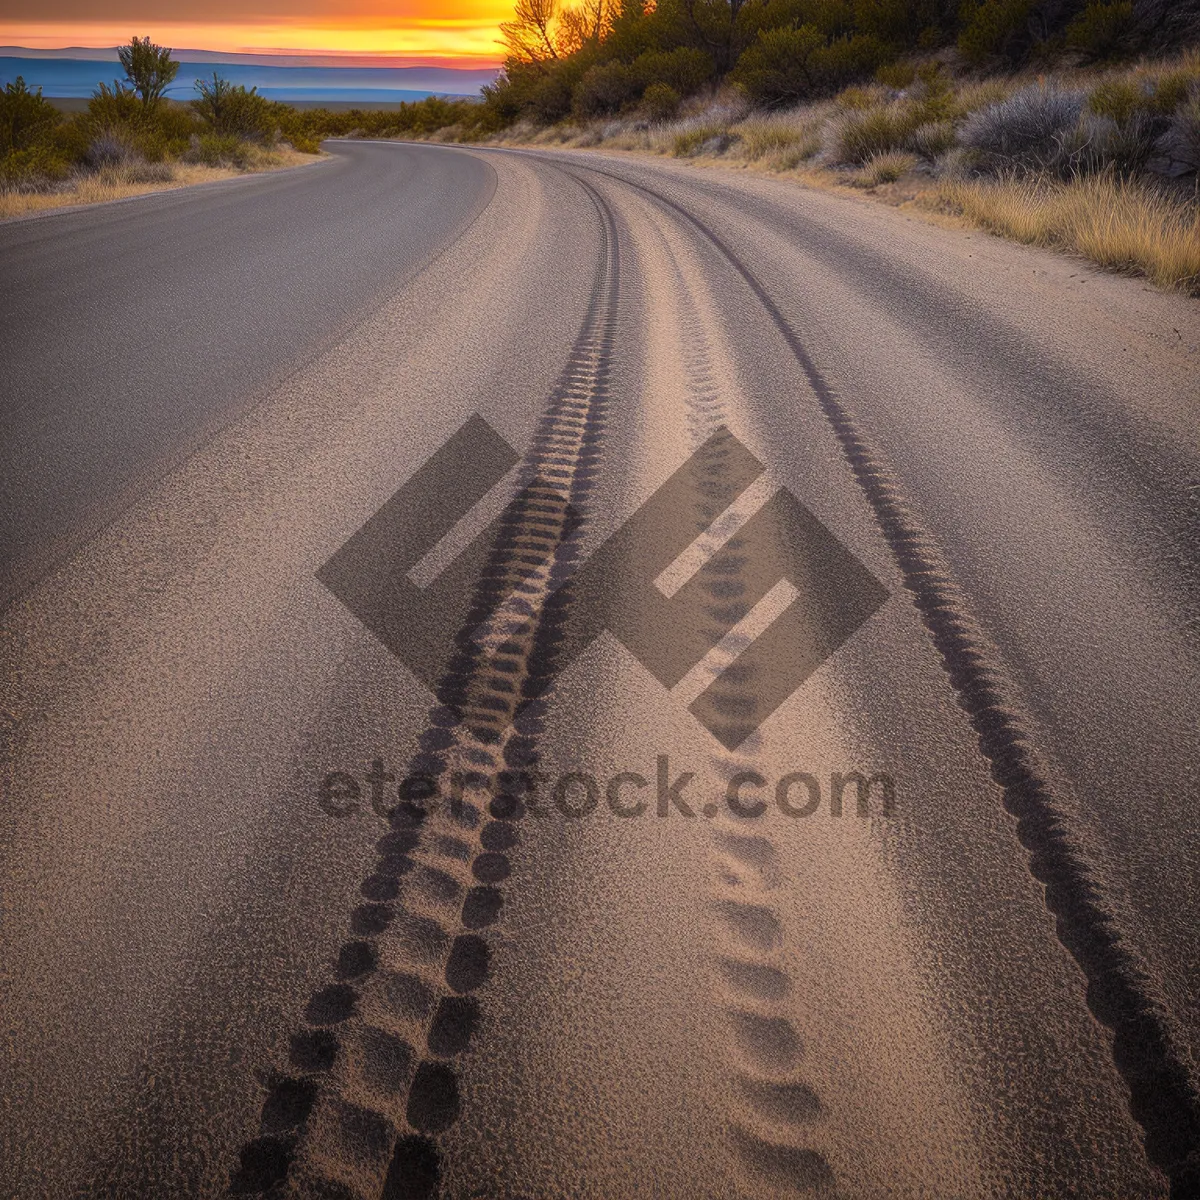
[0, 77, 58, 154]
[641, 82, 681, 121]
[184, 131, 249, 167]
[1088, 77, 1144, 124]
[831, 102, 923, 163]
[86, 81, 143, 131]
[958, 0, 1036, 65]
[633, 47, 713, 96]
[875, 61, 917, 89]
[0, 144, 72, 188]
[733, 26, 826, 107]
[1066, 1, 1134, 60]
[574, 62, 641, 118]
[735, 110, 823, 165]
[192, 74, 274, 139]
[1160, 95, 1200, 171]
[907, 119, 957, 160]
[855, 149, 918, 185]
[1060, 110, 1159, 176]
[84, 130, 135, 168]
[960, 84, 1085, 173]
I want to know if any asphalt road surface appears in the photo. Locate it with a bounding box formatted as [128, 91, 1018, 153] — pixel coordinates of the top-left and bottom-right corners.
[1, 140, 1198, 1199]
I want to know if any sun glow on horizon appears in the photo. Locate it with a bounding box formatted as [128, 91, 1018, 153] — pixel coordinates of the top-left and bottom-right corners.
[0, 13, 512, 65]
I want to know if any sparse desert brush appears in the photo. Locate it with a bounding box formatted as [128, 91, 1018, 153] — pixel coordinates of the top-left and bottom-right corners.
[733, 110, 823, 166]
[959, 84, 1086, 174]
[906, 119, 957, 161]
[831, 102, 924, 164]
[673, 124, 731, 157]
[854, 150, 918, 186]
[940, 171, 1200, 293]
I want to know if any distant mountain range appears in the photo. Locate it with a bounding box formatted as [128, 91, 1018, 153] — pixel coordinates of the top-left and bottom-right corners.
[0, 48, 501, 102]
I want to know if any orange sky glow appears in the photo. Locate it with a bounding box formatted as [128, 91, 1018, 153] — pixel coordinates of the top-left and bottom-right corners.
[0, 5, 513, 65]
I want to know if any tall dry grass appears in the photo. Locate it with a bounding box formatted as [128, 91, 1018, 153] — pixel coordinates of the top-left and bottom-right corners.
[939, 172, 1200, 293]
[0, 149, 317, 221]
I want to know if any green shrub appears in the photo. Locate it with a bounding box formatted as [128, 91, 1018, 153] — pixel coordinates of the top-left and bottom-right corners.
[288, 132, 324, 154]
[732, 26, 826, 107]
[633, 47, 714, 96]
[875, 61, 917, 89]
[958, 0, 1036, 65]
[832, 102, 923, 163]
[192, 73, 275, 139]
[184, 132, 248, 167]
[574, 62, 641, 118]
[0, 143, 72, 188]
[907, 119, 957, 159]
[86, 81, 143, 131]
[641, 82, 681, 121]
[1088, 77, 1144, 124]
[0, 77, 58, 154]
[1066, 1, 1134, 60]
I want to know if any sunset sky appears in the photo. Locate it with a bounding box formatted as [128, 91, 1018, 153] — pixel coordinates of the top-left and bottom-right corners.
[0, 1, 513, 65]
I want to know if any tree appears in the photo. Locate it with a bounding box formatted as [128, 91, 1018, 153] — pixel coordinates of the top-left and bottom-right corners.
[500, 0, 564, 64]
[118, 36, 179, 109]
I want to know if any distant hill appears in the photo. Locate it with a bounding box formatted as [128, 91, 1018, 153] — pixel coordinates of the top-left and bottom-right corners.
[0, 49, 500, 102]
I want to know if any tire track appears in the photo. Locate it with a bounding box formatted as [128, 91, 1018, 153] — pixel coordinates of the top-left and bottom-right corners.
[557, 155, 1200, 1196]
[638, 221, 834, 1192]
[226, 172, 619, 1200]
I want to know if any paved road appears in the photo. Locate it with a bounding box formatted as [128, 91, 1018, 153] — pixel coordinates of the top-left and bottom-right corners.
[1, 140, 1197, 1198]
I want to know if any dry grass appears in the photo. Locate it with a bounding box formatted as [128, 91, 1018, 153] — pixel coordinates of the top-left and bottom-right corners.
[732, 109, 825, 168]
[0, 148, 319, 221]
[854, 150, 919, 187]
[939, 172, 1200, 293]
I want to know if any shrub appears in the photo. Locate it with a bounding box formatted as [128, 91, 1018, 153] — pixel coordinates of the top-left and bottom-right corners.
[855, 149, 918, 185]
[1088, 77, 1144, 124]
[633, 47, 713, 96]
[959, 84, 1085, 173]
[0, 77, 58, 154]
[184, 131, 249, 167]
[641, 82, 681, 121]
[875, 61, 917, 89]
[733, 25, 827, 107]
[831, 102, 923, 163]
[1066, 1, 1134, 60]
[87, 82, 143, 131]
[735, 110, 823, 165]
[192, 74, 274, 139]
[574, 62, 641, 118]
[287, 132, 324, 154]
[958, 0, 1036, 65]
[1159, 95, 1200, 171]
[84, 130, 135, 168]
[0, 144, 72, 188]
[907, 119, 957, 160]
[1060, 110, 1159, 176]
